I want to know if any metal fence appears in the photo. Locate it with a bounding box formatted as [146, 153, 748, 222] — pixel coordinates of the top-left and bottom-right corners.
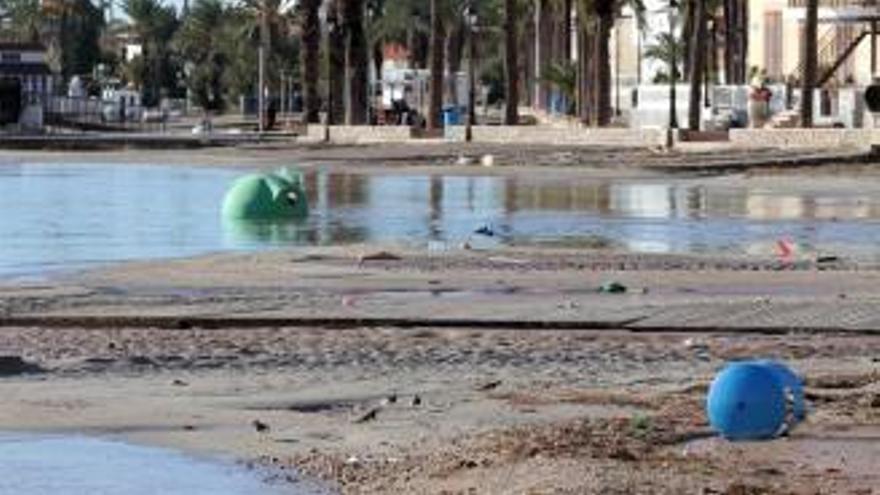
[40, 95, 168, 133]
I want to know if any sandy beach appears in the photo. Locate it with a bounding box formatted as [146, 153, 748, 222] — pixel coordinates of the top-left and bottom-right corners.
[1, 145, 879, 493]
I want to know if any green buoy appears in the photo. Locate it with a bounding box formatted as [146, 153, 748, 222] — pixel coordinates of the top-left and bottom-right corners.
[222, 168, 309, 220]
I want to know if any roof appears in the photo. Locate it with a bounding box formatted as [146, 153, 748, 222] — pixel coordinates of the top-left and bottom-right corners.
[0, 42, 47, 52]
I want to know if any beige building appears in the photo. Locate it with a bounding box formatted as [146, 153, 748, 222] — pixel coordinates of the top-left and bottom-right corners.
[749, 0, 880, 86]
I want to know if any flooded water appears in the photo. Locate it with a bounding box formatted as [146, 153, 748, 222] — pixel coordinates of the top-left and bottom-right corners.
[0, 434, 296, 494]
[3, 162, 880, 277]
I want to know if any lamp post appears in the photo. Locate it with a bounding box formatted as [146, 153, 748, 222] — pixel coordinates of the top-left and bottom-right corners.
[666, 0, 679, 149]
[325, 20, 336, 143]
[465, 3, 478, 142]
[615, 19, 620, 117]
[280, 70, 286, 122]
[258, 45, 265, 135]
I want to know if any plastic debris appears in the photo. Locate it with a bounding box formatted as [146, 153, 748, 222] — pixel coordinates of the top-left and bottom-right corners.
[474, 225, 495, 237]
[598, 281, 628, 294]
[706, 360, 805, 441]
[776, 238, 795, 262]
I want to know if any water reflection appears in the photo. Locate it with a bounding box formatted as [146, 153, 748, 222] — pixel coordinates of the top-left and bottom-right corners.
[295, 172, 880, 257]
[3, 163, 880, 277]
[0, 434, 295, 495]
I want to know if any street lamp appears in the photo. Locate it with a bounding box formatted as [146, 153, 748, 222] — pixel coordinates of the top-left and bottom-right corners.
[325, 20, 337, 143]
[666, 0, 679, 149]
[258, 45, 265, 135]
[465, 3, 478, 142]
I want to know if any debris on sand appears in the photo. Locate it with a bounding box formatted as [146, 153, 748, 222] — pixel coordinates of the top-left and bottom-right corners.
[354, 407, 381, 424]
[477, 380, 503, 391]
[252, 419, 270, 433]
[357, 251, 402, 266]
[599, 281, 628, 294]
[0, 356, 43, 376]
[455, 155, 474, 166]
[474, 225, 495, 237]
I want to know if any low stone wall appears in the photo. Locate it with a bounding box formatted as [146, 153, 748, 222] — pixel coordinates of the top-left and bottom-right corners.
[305, 125, 414, 144]
[447, 126, 665, 147]
[729, 129, 878, 149]
[307, 124, 664, 147]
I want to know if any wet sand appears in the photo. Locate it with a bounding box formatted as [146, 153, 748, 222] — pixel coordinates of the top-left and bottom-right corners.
[1, 145, 879, 493]
[0, 244, 879, 493]
[0, 324, 877, 493]
[0, 140, 869, 175]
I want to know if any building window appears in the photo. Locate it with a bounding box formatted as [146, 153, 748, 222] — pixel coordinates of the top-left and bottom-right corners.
[1, 53, 21, 63]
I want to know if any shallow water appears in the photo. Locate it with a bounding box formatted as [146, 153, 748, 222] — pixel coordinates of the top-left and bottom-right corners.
[3, 162, 880, 277]
[0, 434, 296, 494]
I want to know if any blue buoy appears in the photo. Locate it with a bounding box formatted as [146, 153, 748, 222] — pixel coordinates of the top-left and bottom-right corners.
[755, 360, 806, 421]
[706, 362, 787, 440]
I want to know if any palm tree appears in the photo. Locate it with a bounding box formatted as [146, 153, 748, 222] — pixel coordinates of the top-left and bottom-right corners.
[541, 60, 576, 114]
[503, 0, 518, 124]
[722, 0, 746, 84]
[237, 0, 297, 122]
[686, 0, 706, 130]
[575, 0, 643, 127]
[343, 0, 368, 124]
[123, 0, 177, 104]
[0, 0, 42, 42]
[327, 0, 345, 125]
[801, 0, 817, 128]
[300, 0, 321, 123]
[643, 32, 684, 82]
[589, 0, 614, 126]
[174, 0, 227, 112]
[43, 0, 105, 82]
[427, 0, 444, 130]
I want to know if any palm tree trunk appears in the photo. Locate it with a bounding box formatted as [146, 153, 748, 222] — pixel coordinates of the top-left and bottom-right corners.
[343, 0, 368, 125]
[301, 0, 321, 124]
[563, 0, 572, 60]
[578, 21, 592, 125]
[504, 0, 519, 125]
[534, 0, 550, 111]
[373, 41, 384, 90]
[446, 19, 465, 107]
[682, 0, 694, 82]
[722, 0, 735, 83]
[687, 0, 706, 130]
[593, 2, 612, 127]
[427, 0, 444, 130]
[801, 0, 818, 128]
[327, 0, 345, 125]
[723, 0, 747, 84]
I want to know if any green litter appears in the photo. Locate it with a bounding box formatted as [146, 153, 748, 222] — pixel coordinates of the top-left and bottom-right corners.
[598, 281, 628, 294]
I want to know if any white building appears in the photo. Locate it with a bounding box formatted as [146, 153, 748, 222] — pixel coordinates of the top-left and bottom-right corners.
[0, 42, 55, 97]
